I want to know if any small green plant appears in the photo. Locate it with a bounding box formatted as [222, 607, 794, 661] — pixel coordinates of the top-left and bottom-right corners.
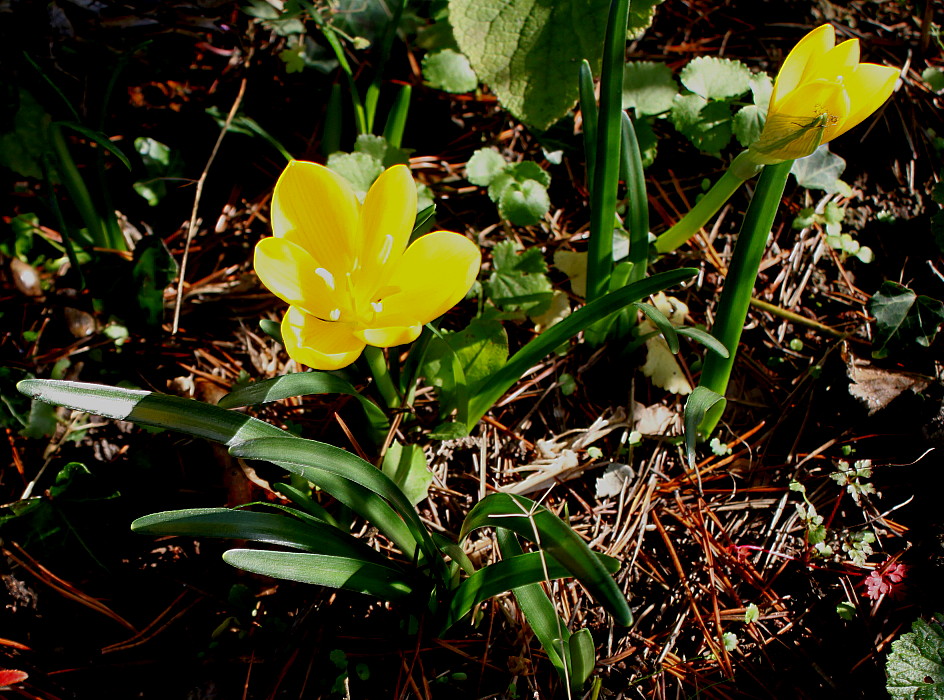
[466, 148, 552, 226]
[793, 201, 873, 262]
[869, 281, 944, 358]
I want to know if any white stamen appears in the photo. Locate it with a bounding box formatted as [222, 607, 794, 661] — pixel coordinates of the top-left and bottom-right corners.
[378, 234, 394, 264]
[314, 267, 335, 290]
[329, 308, 341, 321]
[371, 301, 383, 313]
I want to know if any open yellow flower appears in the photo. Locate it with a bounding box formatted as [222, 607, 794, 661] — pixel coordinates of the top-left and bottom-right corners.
[255, 161, 481, 370]
[748, 24, 899, 164]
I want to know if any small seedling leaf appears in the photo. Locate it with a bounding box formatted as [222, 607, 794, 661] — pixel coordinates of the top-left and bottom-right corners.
[467, 148, 507, 186]
[498, 179, 551, 226]
[680, 56, 752, 100]
[423, 49, 478, 93]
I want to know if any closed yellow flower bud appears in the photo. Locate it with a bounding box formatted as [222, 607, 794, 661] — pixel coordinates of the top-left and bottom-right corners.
[748, 24, 899, 164]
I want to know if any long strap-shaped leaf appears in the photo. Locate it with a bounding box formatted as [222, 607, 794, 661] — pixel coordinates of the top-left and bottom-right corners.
[446, 550, 610, 631]
[460, 493, 631, 626]
[132, 508, 395, 567]
[222, 549, 414, 600]
[467, 268, 697, 428]
[217, 372, 388, 439]
[17, 380, 421, 560]
[229, 437, 444, 576]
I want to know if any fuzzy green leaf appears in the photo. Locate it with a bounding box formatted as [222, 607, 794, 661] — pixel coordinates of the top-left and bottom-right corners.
[499, 179, 550, 226]
[423, 49, 478, 93]
[484, 240, 553, 312]
[733, 104, 766, 148]
[887, 614, 944, 699]
[449, 0, 611, 130]
[466, 148, 507, 186]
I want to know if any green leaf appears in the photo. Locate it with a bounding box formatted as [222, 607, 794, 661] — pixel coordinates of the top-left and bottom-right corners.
[16, 380, 290, 446]
[733, 104, 766, 148]
[506, 160, 551, 188]
[217, 371, 388, 439]
[56, 122, 131, 171]
[423, 49, 478, 93]
[381, 442, 432, 507]
[460, 493, 631, 626]
[326, 152, 384, 198]
[680, 57, 752, 100]
[19, 398, 57, 439]
[676, 327, 730, 358]
[670, 94, 733, 156]
[683, 386, 725, 467]
[0, 89, 53, 179]
[466, 148, 507, 186]
[483, 240, 553, 313]
[922, 67, 944, 93]
[634, 302, 678, 354]
[449, 0, 611, 131]
[622, 61, 678, 117]
[229, 437, 440, 568]
[886, 613, 944, 699]
[469, 268, 697, 426]
[567, 628, 596, 693]
[498, 179, 550, 226]
[131, 507, 388, 563]
[790, 144, 852, 196]
[222, 549, 416, 600]
[424, 318, 509, 391]
[869, 281, 944, 358]
[627, 0, 664, 38]
[354, 134, 411, 168]
[749, 73, 773, 108]
[132, 236, 178, 326]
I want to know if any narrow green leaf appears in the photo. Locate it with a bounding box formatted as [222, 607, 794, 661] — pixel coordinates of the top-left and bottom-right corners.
[620, 111, 649, 284]
[56, 121, 132, 170]
[460, 493, 631, 626]
[229, 437, 441, 570]
[217, 372, 388, 438]
[222, 549, 415, 600]
[676, 327, 730, 358]
[131, 507, 389, 564]
[579, 60, 598, 191]
[468, 268, 697, 427]
[495, 529, 569, 678]
[383, 84, 412, 150]
[17, 379, 289, 446]
[272, 482, 339, 527]
[634, 302, 679, 354]
[684, 386, 725, 467]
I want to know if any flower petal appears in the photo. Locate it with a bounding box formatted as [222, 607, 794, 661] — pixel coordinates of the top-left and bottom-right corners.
[355, 165, 417, 293]
[769, 79, 851, 144]
[254, 237, 349, 320]
[770, 25, 834, 108]
[281, 307, 365, 370]
[829, 63, 899, 141]
[271, 161, 360, 276]
[807, 38, 860, 80]
[377, 231, 480, 324]
[354, 321, 423, 348]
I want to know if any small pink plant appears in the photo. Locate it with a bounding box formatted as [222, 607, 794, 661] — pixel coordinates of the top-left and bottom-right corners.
[864, 561, 907, 600]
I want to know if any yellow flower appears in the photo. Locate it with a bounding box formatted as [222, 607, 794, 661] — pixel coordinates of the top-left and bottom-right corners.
[748, 24, 899, 164]
[254, 161, 481, 370]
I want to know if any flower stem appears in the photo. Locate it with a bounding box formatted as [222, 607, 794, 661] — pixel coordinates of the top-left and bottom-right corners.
[362, 345, 401, 409]
[654, 151, 761, 254]
[697, 159, 793, 436]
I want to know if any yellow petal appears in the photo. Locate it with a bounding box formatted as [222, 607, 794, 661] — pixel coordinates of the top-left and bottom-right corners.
[271, 160, 360, 276]
[254, 237, 349, 320]
[354, 322, 423, 348]
[807, 38, 860, 80]
[769, 79, 850, 140]
[828, 63, 899, 141]
[281, 307, 365, 370]
[770, 24, 834, 108]
[355, 165, 417, 293]
[378, 231, 481, 324]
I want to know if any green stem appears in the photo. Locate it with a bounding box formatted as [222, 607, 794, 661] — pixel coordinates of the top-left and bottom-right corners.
[697, 160, 793, 436]
[365, 0, 405, 133]
[312, 11, 367, 135]
[585, 0, 629, 303]
[654, 151, 761, 254]
[362, 345, 400, 409]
